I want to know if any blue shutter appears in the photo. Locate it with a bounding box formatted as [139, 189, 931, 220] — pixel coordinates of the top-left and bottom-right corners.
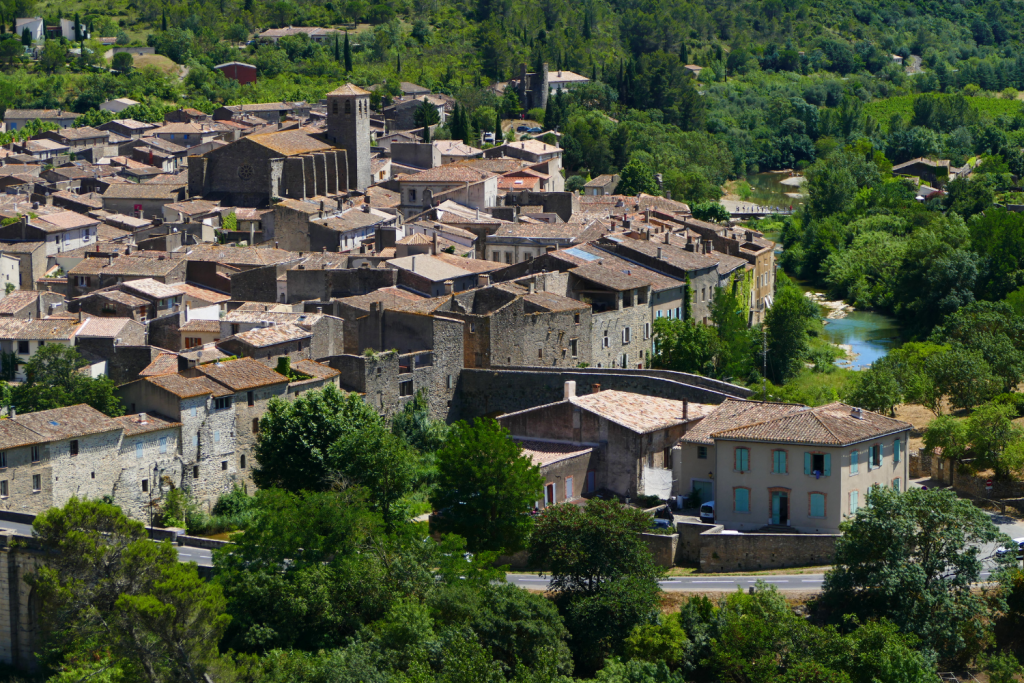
[804, 452, 811, 475]
[850, 491, 858, 513]
[851, 451, 859, 474]
[810, 493, 825, 518]
[735, 488, 749, 513]
[824, 453, 831, 477]
[893, 478, 900, 491]
[894, 439, 901, 463]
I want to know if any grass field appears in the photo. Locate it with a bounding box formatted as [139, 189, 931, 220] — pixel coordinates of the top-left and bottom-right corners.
[130, 53, 181, 76]
[866, 93, 1024, 131]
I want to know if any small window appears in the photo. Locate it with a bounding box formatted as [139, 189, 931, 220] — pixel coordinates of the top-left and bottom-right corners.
[574, 313, 580, 324]
[193, 465, 199, 478]
[893, 439, 901, 464]
[409, 189, 417, 202]
[17, 341, 28, 354]
[70, 440, 79, 456]
[544, 482, 556, 506]
[735, 448, 749, 473]
[447, 374, 453, 389]
[603, 330, 609, 348]
[809, 493, 826, 518]
[697, 446, 708, 459]
[214, 397, 232, 410]
[32, 474, 40, 492]
[399, 380, 414, 397]
[252, 417, 259, 433]
[159, 436, 167, 454]
[192, 434, 199, 447]
[772, 450, 786, 474]
[190, 407, 197, 417]
[31, 446, 39, 463]
[214, 430, 220, 443]
[870, 445, 881, 469]
[565, 475, 574, 500]
[135, 442, 143, 459]
[643, 322, 650, 340]
[469, 323, 476, 333]
[221, 460, 228, 471]
[850, 450, 859, 475]
[622, 327, 631, 344]
[0, 480, 7, 497]
[619, 353, 628, 368]
[892, 478, 901, 491]
[141, 478, 148, 492]
[0, 452, 6, 469]
[247, 391, 254, 407]
[569, 338, 578, 358]
[91, 471, 95, 479]
[240, 454, 246, 469]
[734, 487, 749, 513]
[538, 348, 543, 359]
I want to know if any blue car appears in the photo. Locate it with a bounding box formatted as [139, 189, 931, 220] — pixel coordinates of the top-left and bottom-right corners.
[528, 127, 543, 133]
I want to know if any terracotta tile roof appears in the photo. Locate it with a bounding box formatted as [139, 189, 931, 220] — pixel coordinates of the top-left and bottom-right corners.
[178, 344, 230, 364]
[146, 374, 217, 399]
[179, 319, 220, 333]
[231, 322, 311, 348]
[54, 126, 109, 141]
[387, 254, 472, 281]
[584, 174, 618, 188]
[76, 316, 138, 338]
[94, 290, 148, 307]
[115, 412, 180, 436]
[516, 439, 593, 467]
[290, 359, 340, 381]
[434, 140, 482, 156]
[571, 245, 683, 292]
[336, 287, 426, 312]
[433, 252, 503, 274]
[53, 189, 103, 209]
[33, 211, 100, 233]
[523, 291, 589, 313]
[570, 262, 651, 291]
[404, 165, 497, 183]
[327, 83, 370, 96]
[0, 291, 40, 315]
[12, 404, 122, 443]
[139, 353, 179, 377]
[197, 357, 289, 391]
[680, 399, 805, 445]
[1, 318, 81, 340]
[68, 257, 182, 278]
[0, 418, 49, 450]
[572, 390, 713, 434]
[123, 278, 183, 299]
[496, 140, 561, 155]
[173, 284, 230, 304]
[102, 184, 182, 200]
[0, 242, 44, 254]
[106, 119, 155, 130]
[711, 402, 912, 446]
[246, 130, 332, 156]
[165, 200, 221, 215]
[498, 175, 539, 191]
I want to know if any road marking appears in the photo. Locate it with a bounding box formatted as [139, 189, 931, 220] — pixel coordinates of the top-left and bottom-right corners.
[801, 579, 821, 583]
[179, 553, 192, 557]
[690, 580, 736, 584]
[764, 580, 789, 583]
[515, 579, 549, 583]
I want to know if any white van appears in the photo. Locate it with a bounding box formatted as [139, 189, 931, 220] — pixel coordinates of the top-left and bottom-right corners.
[699, 500, 715, 524]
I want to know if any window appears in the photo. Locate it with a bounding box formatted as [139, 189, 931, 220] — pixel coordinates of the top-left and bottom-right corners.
[734, 448, 749, 473]
[247, 391, 254, 407]
[574, 313, 580, 324]
[0, 452, 6, 469]
[505, 252, 513, 264]
[809, 493, 826, 518]
[241, 454, 247, 469]
[570, 338, 578, 357]
[70, 440, 78, 456]
[893, 439, 901, 464]
[566, 476, 574, 501]
[849, 490, 859, 514]
[399, 380, 414, 397]
[619, 353, 628, 368]
[214, 430, 220, 443]
[538, 348, 543, 359]
[193, 465, 199, 478]
[214, 397, 231, 410]
[135, 442, 143, 459]
[657, 310, 663, 318]
[544, 482, 556, 506]
[0, 480, 7, 497]
[697, 446, 708, 459]
[701, 287, 706, 301]
[805, 452, 831, 476]
[159, 437, 167, 454]
[141, 478, 148, 492]
[31, 446, 39, 463]
[231, 323, 239, 334]
[643, 323, 650, 340]
[447, 374, 453, 389]
[221, 460, 228, 471]
[190, 407, 197, 417]
[675, 306, 681, 319]
[603, 331, 609, 348]
[870, 445, 881, 469]
[772, 450, 787, 474]
[17, 341, 28, 354]
[892, 478, 901, 491]
[734, 487, 750, 513]
[252, 418, 259, 433]
[850, 450, 859, 475]
[192, 433, 198, 447]
[32, 474, 41, 492]
[344, 99, 351, 114]
[586, 471, 595, 493]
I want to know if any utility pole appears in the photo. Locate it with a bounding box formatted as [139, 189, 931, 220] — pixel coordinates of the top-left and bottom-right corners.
[762, 323, 767, 402]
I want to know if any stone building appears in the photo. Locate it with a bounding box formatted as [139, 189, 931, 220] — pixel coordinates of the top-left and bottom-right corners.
[66, 255, 186, 298]
[100, 183, 186, 218]
[498, 382, 711, 501]
[397, 166, 498, 219]
[325, 84, 371, 192]
[507, 63, 549, 112]
[0, 242, 49, 291]
[0, 212, 101, 258]
[483, 140, 564, 192]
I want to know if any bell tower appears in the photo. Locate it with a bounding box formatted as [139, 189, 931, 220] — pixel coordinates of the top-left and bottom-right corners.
[326, 83, 371, 192]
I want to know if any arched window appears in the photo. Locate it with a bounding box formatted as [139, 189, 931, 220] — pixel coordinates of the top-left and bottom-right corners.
[345, 99, 351, 114]
[332, 100, 338, 114]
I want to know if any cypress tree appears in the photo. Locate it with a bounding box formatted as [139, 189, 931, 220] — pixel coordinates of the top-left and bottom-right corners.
[592, 59, 596, 81]
[397, 52, 402, 74]
[162, 10, 167, 31]
[422, 123, 430, 143]
[11, 18, 16, 34]
[74, 13, 81, 42]
[1, 16, 6, 34]
[494, 109, 501, 139]
[543, 94, 553, 129]
[344, 32, 352, 72]
[679, 40, 688, 64]
[21, 27, 29, 46]
[334, 34, 340, 62]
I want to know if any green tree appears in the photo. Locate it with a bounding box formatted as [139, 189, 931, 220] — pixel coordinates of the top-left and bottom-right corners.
[690, 201, 730, 223]
[38, 39, 67, 72]
[501, 87, 522, 118]
[662, 168, 722, 204]
[414, 98, 440, 142]
[616, 157, 659, 196]
[329, 422, 418, 530]
[822, 487, 1014, 666]
[20, 26, 29, 46]
[651, 318, 718, 375]
[847, 362, 903, 416]
[964, 402, 1022, 478]
[922, 414, 969, 485]
[344, 31, 352, 72]
[762, 280, 819, 383]
[710, 277, 754, 379]
[0, 36, 20, 63]
[252, 384, 382, 492]
[11, 344, 123, 416]
[73, 12, 81, 41]
[925, 346, 1001, 412]
[111, 51, 133, 72]
[391, 389, 448, 454]
[430, 417, 543, 553]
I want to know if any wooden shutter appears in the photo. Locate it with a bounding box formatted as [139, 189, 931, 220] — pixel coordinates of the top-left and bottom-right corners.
[851, 451, 858, 474]
[804, 452, 811, 475]
[824, 453, 832, 477]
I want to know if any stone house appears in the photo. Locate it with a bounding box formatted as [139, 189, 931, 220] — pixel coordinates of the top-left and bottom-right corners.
[383, 95, 447, 132]
[0, 318, 83, 381]
[517, 440, 594, 508]
[97, 119, 157, 140]
[100, 98, 141, 114]
[38, 127, 112, 154]
[12, 138, 68, 161]
[100, 183, 186, 219]
[0, 242, 48, 291]
[584, 174, 620, 196]
[2, 109, 78, 131]
[66, 256, 187, 299]
[180, 320, 221, 350]
[498, 382, 710, 500]
[676, 400, 912, 533]
[148, 123, 217, 148]
[73, 289, 150, 321]
[483, 220, 605, 265]
[565, 263, 653, 370]
[217, 322, 313, 365]
[0, 290, 65, 319]
[0, 212, 101, 258]
[482, 140, 564, 192]
[397, 166, 498, 219]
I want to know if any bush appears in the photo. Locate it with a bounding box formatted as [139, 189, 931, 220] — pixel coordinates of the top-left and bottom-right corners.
[527, 107, 545, 123]
[993, 392, 1024, 418]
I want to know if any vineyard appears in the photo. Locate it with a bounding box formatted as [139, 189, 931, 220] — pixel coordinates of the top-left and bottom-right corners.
[866, 93, 1024, 131]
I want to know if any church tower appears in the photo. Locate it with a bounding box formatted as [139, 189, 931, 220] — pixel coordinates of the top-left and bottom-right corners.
[326, 83, 371, 192]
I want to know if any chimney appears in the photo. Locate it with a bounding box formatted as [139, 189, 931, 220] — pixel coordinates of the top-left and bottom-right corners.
[432, 233, 438, 255]
[591, 383, 600, 394]
[563, 380, 576, 400]
[275, 241, 279, 249]
[411, 255, 417, 272]
[683, 400, 689, 421]
[657, 247, 663, 259]
[664, 232, 670, 244]
[107, 255, 112, 266]
[444, 279, 454, 295]
[317, 306, 323, 314]
[645, 229, 651, 241]
[361, 204, 370, 213]
[528, 281, 535, 294]
[851, 407, 863, 420]
[746, 230, 754, 242]
[139, 413, 148, 425]
[477, 273, 490, 287]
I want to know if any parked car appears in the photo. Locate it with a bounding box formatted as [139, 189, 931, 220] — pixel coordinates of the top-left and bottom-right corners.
[483, 133, 495, 143]
[651, 518, 670, 530]
[997, 537, 1024, 560]
[528, 127, 543, 133]
[699, 500, 715, 524]
[516, 125, 530, 132]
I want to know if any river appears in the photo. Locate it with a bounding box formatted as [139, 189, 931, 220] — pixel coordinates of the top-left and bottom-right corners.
[743, 171, 806, 207]
[820, 310, 903, 370]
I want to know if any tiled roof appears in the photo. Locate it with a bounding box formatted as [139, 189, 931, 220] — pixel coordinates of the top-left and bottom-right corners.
[102, 184, 182, 200]
[0, 242, 44, 254]
[523, 291, 589, 313]
[572, 245, 683, 292]
[1, 318, 81, 340]
[434, 140, 482, 156]
[548, 70, 589, 83]
[328, 83, 370, 96]
[165, 200, 221, 215]
[584, 174, 618, 188]
[232, 323, 311, 348]
[145, 374, 216, 399]
[150, 123, 205, 135]
[497, 140, 561, 155]
[68, 257, 182, 278]
[33, 211, 99, 232]
[12, 404, 122, 443]
[4, 109, 72, 120]
[433, 253, 503, 274]
[680, 399, 805, 446]
[173, 284, 230, 304]
[0, 418, 50, 450]
[95, 290, 148, 307]
[123, 278, 183, 299]
[570, 262, 651, 291]
[387, 254, 472, 281]
[245, 130, 331, 156]
[572, 390, 712, 434]
[498, 175, 539, 191]
[516, 439, 593, 467]
[115, 412, 180, 436]
[140, 244, 296, 266]
[139, 353, 179, 377]
[710, 402, 912, 446]
[404, 165, 497, 183]
[76, 316, 137, 338]
[0, 291, 39, 315]
[336, 287, 426, 312]
[178, 344, 230, 364]
[197, 357, 289, 391]
[106, 118, 154, 130]
[290, 359, 341, 381]
[179, 319, 221, 333]
[55, 126, 109, 141]
[601, 236, 732, 274]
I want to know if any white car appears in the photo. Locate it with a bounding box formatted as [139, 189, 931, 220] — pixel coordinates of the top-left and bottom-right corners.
[996, 537, 1024, 560]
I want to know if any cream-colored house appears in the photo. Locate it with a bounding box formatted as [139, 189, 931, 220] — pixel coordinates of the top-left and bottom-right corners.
[676, 401, 911, 533]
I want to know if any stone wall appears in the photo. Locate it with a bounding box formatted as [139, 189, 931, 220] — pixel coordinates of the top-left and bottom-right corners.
[641, 532, 679, 568]
[909, 451, 931, 479]
[287, 267, 397, 303]
[955, 472, 1024, 500]
[102, 345, 164, 386]
[696, 526, 838, 573]
[231, 264, 283, 303]
[148, 311, 181, 352]
[456, 368, 747, 421]
[0, 531, 45, 671]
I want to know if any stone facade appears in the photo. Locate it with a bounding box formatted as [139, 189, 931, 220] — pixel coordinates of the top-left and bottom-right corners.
[326, 84, 371, 192]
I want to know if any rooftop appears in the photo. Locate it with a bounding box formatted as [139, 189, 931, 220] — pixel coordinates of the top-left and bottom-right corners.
[290, 359, 341, 381]
[197, 357, 289, 391]
[680, 399, 804, 445]
[139, 353, 179, 377]
[403, 165, 497, 184]
[245, 130, 332, 156]
[0, 291, 40, 315]
[1, 318, 81, 340]
[569, 262, 652, 292]
[179, 319, 221, 333]
[33, 211, 99, 233]
[114, 412, 180, 437]
[231, 322, 311, 348]
[710, 402, 913, 446]
[122, 278, 183, 299]
[76, 316, 138, 339]
[10, 404, 123, 445]
[516, 439, 593, 467]
[572, 390, 712, 434]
